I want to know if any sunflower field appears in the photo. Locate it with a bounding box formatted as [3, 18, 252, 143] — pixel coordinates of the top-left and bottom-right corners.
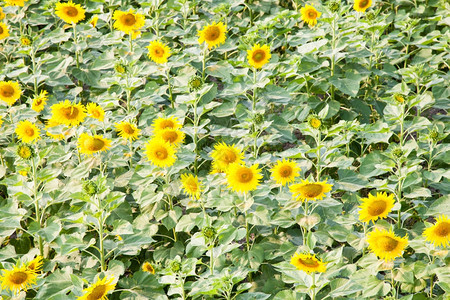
[0, 0, 449, 299]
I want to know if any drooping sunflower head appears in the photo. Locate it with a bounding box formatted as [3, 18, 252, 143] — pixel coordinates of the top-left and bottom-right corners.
[78, 276, 116, 300]
[270, 158, 301, 186]
[198, 21, 227, 49]
[50, 100, 86, 127]
[359, 192, 395, 223]
[142, 262, 155, 274]
[146, 40, 171, 64]
[31, 90, 48, 112]
[115, 121, 141, 141]
[15, 120, 40, 144]
[226, 163, 262, 193]
[90, 15, 98, 28]
[300, 4, 321, 27]
[152, 116, 182, 132]
[5, 0, 27, 7]
[180, 173, 202, 200]
[155, 128, 185, 147]
[0, 81, 21, 106]
[77, 133, 111, 156]
[86, 102, 105, 121]
[290, 253, 327, 274]
[367, 228, 408, 261]
[0, 265, 37, 295]
[112, 9, 145, 34]
[247, 44, 271, 69]
[210, 142, 244, 173]
[26, 256, 43, 273]
[17, 144, 35, 159]
[145, 138, 177, 168]
[55, 1, 86, 24]
[353, 0, 372, 12]
[423, 215, 450, 248]
[289, 179, 333, 202]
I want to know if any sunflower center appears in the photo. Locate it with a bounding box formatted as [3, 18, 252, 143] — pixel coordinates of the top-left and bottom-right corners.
[359, 0, 369, 7]
[123, 124, 135, 134]
[87, 284, 107, 300]
[121, 14, 136, 26]
[378, 236, 399, 251]
[435, 222, 450, 237]
[252, 50, 266, 63]
[308, 10, 317, 19]
[163, 131, 178, 143]
[25, 128, 35, 137]
[84, 138, 105, 151]
[154, 47, 164, 57]
[155, 147, 168, 159]
[298, 258, 319, 268]
[10, 271, 28, 284]
[279, 165, 293, 178]
[62, 106, 79, 119]
[302, 184, 323, 198]
[221, 150, 237, 164]
[160, 120, 175, 129]
[1, 85, 15, 97]
[35, 98, 42, 105]
[0, 26, 3, 35]
[144, 264, 154, 273]
[368, 200, 387, 216]
[92, 110, 100, 118]
[238, 168, 253, 183]
[311, 118, 321, 128]
[205, 26, 220, 41]
[65, 7, 79, 17]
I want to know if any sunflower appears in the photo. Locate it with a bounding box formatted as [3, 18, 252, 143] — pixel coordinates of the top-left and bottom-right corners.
[0, 266, 37, 294]
[0, 7, 5, 20]
[15, 120, 40, 144]
[90, 15, 98, 28]
[146, 40, 171, 64]
[50, 100, 86, 127]
[78, 276, 116, 300]
[0, 116, 3, 128]
[0, 22, 8, 41]
[307, 115, 322, 129]
[198, 21, 227, 49]
[55, 1, 85, 24]
[0, 81, 21, 106]
[353, 0, 372, 12]
[31, 90, 48, 112]
[86, 103, 105, 121]
[210, 142, 244, 173]
[115, 121, 141, 141]
[131, 30, 141, 40]
[17, 144, 34, 159]
[142, 262, 155, 274]
[77, 133, 111, 155]
[423, 215, 450, 248]
[26, 256, 43, 273]
[226, 163, 262, 193]
[290, 253, 327, 274]
[290, 179, 333, 202]
[367, 228, 408, 261]
[145, 138, 176, 168]
[300, 4, 321, 27]
[5, 0, 27, 6]
[112, 9, 145, 34]
[359, 192, 395, 223]
[271, 159, 300, 186]
[180, 173, 202, 200]
[155, 128, 185, 147]
[45, 118, 65, 140]
[20, 36, 31, 46]
[247, 44, 271, 69]
[152, 116, 182, 132]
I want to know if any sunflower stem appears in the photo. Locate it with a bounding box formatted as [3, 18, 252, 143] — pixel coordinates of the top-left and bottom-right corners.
[315, 131, 322, 181]
[32, 157, 44, 258]
[210, 244, 214, 275]
[201, 46, 207, 81]
[96, 194, 106, 272]
[311, 272, 316, 300]
[391, 268, 397, 299]
[73, 23, 80, 69]
[128, 32, 133, 53]
[193, 92, 200, 176]
[244, 193, 251, 252]
[166, 67, 174, 108]
[252, 68, 259, 158]
[165, 174, 177, 242]
[330, 14, 337, 101]
[30, 46, 38, 96]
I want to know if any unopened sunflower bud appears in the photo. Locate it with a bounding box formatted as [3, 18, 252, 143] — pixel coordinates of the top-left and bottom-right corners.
[20, 36, 32, 46]
[114, 63, 127, 74]
[82, 180, 98, 196]
[202, 226, 217, 241]
[169, 260, 181, 273]
[189, 75, 203, 91]
[328, 0, 340, 12]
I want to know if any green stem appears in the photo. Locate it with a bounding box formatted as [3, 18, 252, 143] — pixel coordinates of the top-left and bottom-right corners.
[210, 244, 214, 275]
[73, 24, 80, 69]
[30, 47, 38, 96]
[201, 46, 207, 81]
[126, 86, 132, 114]
[97, 195, 106, 272]
[244, 193, 250, 252]
[166, 67, 174, 108]
[311, 272, 316, 300]
[193, 93, 200, 175]
[128, 32, 133, 53]
[330, 15, 336, 101]
[391, 268, 396, 299]
[315, 132, 322, 181]
[128, 140, 133, 168]
[32, 157, 44, 257]
[252, 68, 258, 158]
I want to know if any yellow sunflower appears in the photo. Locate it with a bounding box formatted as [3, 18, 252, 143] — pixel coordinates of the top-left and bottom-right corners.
[180, 173, 202, 200]
[226, 163, 262, 193]
[115, 121, 141, 141]
[300, 4, 321, 27]
[289, 179, 333, 202]
[210, 142, 244, 173]
[367, 228, 408, 261]
[146, 40, 171, 64]
[31, 90, 48, 112]
[0, 22, 9, 40]
[271, 159, 301, 186]
[247, 44, 271, 69]
[77, 276, 116, 300]
[145, 138, 176, 168]
[152, 116, 182, 132]
[423, 215, 450, 248]
[0, 7, 5, 20]
[112, 9, 145, 34]
[90, 15, 98, 28]
[131, 30, 141, 40]
[290, 253, 327, 274]
[142, 262, 155, 274]
[155, 128, 185, 148]
[45, 118, 66, 140]
[50, 100, 86, 127]
[15, 120, 40, 144]
[308, 117, 321, 129]
[359, 192, 395, 223]
[4, 0, 27, 6]
[353, 0, 372, 12]
[26, 256, 43, 273]
[86, 102, 105, 121]
[0, 116, 3, 128]
[198, 21, 227, 49]
[77, 133, 111, 155]
[0, 265, 37, 294]
[20, 37, 31, 46]
[55, 1, 85, 24]
[0, 81, 21, 106]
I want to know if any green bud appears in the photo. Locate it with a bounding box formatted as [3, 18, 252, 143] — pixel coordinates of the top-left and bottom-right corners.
[253, 113, 264, 125]
[170, 260, 181, 273]
[82, 180, 98, 196]
[328, 0, 339, 12]
[188, 75, 203, 91]
[17, 144, 34, 160]
[202, 226, 217, 241]
[114, 63, 127, 74]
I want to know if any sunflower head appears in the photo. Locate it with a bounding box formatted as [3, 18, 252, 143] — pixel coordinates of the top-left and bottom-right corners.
[50, 100, 86, 127]
[290, 253, 327, 274]
[5, 0, 27, 6]
[202, 226, 217, 242]
[146, 40, 171, 64]
[189, 75, 203, 91]
[0, 265, 37, 295]
[0, 7, 5, 20]
[142, 262, 155, 274]
[152, 116, 182, 132]
[180, 173, 202, 200]
[359, 192, 395, 223]
[26, 256, 43, 272]
[145, 138, 177, 168]
[114, 62, 127, 74]
[86, 102, 105, 121]
[307, 115, 322, 129]
[328, 0, 340, 12]
[423, 215, 450, 248]
[300, 4, 321, 27]
[210, 142, 244, 173]
[367, 228, 408, 261]
[353, 0, 372, 12]
[82, 180, 99, 196]
[289, 179, 333, 202]
[0, 22, 9, 41]
[20, 36, 31, 46]
[247, 44, 271, 69]
[115, 121, 141, 141]
[394, 93, 405, 104]
[155, 128, 185, 147]
[31, 90, 48, 112]
[198, 21, 227, 49]
[112, 9, 145, 34]
[17, 144, 35, 159]
[90, 15, 98, 27]
[15, 120, 40, 144]
[226, 163, 262, 193]
[55, 1, 86, 24]
[0, 81, 21, 106]
[270, 159, 300, 185]
[77, 133, 111, 155]
[78, 276, 116, 300]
